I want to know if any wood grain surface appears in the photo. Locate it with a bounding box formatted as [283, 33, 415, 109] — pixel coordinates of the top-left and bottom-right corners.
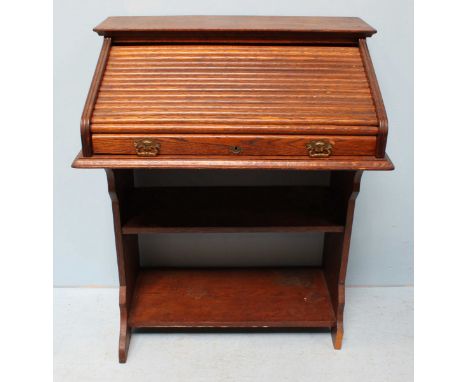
[105, 169, 140, 362]
[80, 38, 111, 156]
[72, 151, 394, 170]
[94, 16, 376, 37]
[90, 45, 378, 138]
[323, 171, 363, 349]
[75, 17, 392, 362]
[128, 268, 336, 328]
[359, 39, 388, 157]
[92, 134, 376, 156]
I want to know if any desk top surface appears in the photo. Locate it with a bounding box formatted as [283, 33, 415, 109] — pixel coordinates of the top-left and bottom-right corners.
[72, 152, 394, 171]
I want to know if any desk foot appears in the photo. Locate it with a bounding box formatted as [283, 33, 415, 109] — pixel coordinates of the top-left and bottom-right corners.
[119, 312, 131, 363]
[118, 286, 132, 363]
[331, 323, 343, 349]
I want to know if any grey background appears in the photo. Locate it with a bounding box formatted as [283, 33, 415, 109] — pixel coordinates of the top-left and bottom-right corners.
[54, 0, 413, 286]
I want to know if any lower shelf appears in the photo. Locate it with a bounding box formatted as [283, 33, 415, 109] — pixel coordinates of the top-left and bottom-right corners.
[128, 268, 336, 328]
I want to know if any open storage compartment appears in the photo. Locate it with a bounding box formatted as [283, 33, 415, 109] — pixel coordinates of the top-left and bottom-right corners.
[122, 185, 344, 233]
[107, 169, 361, 338]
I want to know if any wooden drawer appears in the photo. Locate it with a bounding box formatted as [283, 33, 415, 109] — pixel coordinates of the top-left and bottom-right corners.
[92, 134, 376, 157]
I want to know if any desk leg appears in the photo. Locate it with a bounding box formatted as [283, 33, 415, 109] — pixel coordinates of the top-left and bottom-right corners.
[106, 169, 139, 363]
[323, 170, 363, 349]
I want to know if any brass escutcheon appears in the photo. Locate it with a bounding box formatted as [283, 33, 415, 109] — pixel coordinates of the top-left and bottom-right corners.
[306, 139, 334, 158]
[134, 139, 160, 156]
[230, 145, 242, 154]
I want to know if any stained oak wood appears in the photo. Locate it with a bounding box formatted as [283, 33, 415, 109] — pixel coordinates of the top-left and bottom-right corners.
[128, 268, 336, 328]
[91, 124, 378, 136]
[94, 16, 376, 41]
[78, 16, 389, 161]
[101, 168, 367, 361]
[122, 186, 344, 234]
[72, 152, 394, 171]
[92, 134, 377, 157]
[90, 45, 378, 139]
[105, 169, 140, 362]
[359, 39, 388, 157]
[323, 171, 363, 349]
[80, 38, 111, 156]
[75, 16, 393, 362]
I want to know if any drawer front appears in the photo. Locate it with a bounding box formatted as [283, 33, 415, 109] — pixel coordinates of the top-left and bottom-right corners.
[92, 134, 376, 157]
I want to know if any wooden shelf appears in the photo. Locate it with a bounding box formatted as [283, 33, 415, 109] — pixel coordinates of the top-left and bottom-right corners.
[129, 268, 336, 328]
[122, 186, 344, 234]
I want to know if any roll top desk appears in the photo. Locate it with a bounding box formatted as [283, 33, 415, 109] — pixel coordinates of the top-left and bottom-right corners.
[72, 16, 393, 363]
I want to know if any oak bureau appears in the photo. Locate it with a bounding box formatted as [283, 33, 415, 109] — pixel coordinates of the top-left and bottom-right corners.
[72, 16, 394, 363]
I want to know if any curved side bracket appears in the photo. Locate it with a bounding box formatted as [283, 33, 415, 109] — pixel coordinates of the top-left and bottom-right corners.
[359, 39, 388, 158]
[80, 38, 111, 157]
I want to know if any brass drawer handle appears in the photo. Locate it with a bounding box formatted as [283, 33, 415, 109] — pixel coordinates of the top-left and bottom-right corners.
[134, 139, 160, 156]
[306, 139, 333, 158]
[230, 146, 242, 154]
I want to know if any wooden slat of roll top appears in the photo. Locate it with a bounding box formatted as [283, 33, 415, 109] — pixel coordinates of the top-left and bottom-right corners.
[107, 45, 360, 51]
[104, 66, 365, 72]
[107, 46, 361, 56]
[91, 44, 377, 132]
[91, 116, 377, 126]
[90, 124, 377, 135]
[93, 106, 375, 113]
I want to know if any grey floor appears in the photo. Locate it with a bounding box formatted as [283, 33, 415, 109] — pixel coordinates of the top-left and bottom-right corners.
[54, 287, 413, 382]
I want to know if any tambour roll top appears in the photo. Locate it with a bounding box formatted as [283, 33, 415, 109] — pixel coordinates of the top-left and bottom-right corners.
[75, 16, 392, 170]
